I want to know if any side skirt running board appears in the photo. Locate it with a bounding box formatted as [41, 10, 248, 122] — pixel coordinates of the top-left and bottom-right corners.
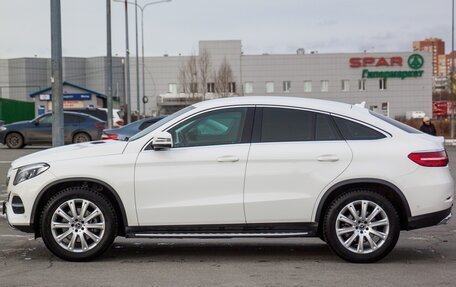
[125, 223, 318, 239]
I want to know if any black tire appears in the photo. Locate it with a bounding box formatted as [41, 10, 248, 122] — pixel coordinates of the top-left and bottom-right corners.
[72, 132, 91, 143]
[323, 190, 400, 263]
[40, 187, 117, 261]
[5, 132, 24, 149]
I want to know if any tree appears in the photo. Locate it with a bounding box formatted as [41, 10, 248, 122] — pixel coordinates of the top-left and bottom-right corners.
[215, 58, 234, 98]
[198, 49, 210, 99]
[178, 50, 212, 98]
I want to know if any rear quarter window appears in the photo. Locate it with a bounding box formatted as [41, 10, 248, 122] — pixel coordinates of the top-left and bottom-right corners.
[369, 111, 422, 134]
[333, 116, 386, 140]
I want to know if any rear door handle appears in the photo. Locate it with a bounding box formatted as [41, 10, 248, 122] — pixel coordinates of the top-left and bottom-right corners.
[317, 155, 339, 162]
[217, 156, 240, 162]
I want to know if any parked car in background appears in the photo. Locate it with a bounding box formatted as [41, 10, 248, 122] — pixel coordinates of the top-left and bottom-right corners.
[65, 108, 123, 127]
[102, 115, 167, 141]
[0, 112, 105, 149]
[3, 97, 453, 263]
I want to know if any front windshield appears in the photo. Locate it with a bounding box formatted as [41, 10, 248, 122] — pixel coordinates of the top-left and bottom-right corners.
[128, 106, 195, 141]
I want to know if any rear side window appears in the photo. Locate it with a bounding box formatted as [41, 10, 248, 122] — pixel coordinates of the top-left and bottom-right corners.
[64, 114, 82, 124]
[260, 108, 314, 142]
[369, 111, 421, 134]
[315, 113, 342, 141]
[333, 116, 385, 140]
[139, 120, 158, 131]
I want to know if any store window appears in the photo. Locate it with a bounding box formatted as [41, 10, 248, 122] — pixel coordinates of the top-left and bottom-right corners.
[266, 82, 274, 93]
[358, 79, 366, 91]
[321, 80, 329, 92]
[244, 82, 253, 94]
[283, 81, 291, 93]
[379, 78, 387, 90]
[168, 83, 177, 94]
[342, 80, 350, 92]
[207, 82, 215, 93]
[229, 82, 236, 93]
[304, 81, 312, 93]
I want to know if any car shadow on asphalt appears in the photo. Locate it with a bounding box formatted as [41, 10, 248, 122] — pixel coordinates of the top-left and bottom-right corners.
[85, 240, 443, 264]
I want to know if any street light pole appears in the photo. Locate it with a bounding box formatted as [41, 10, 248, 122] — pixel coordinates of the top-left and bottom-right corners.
[50, 0, 64, 147]
[141, 8, 146, 116]
[106, 0, 113, 129]
[114, 0, 171, 117]
[452, 0, 455, 138]
[124, 0, 132, 124]
[134, 0, 141, 116]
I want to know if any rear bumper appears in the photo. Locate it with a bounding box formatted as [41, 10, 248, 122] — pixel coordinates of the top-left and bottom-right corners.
[406, 206, 452, 230]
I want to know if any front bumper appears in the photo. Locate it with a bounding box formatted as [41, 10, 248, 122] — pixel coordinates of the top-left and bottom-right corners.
[2, 200, 34, 233]
[406, 206, 452, 230]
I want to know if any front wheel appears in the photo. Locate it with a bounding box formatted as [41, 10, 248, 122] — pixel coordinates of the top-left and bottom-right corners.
[5, 132, 24, 149]
[40, 187, 117, 261]
[323, 190, 400, 263]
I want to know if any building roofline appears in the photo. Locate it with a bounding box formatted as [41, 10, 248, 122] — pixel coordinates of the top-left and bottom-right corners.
[29, 81, 106, 99]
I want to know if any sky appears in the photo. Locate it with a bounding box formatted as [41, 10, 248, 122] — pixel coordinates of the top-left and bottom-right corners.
[0, 0, 453, 58]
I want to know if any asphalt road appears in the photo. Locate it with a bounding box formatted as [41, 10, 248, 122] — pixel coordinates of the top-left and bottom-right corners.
[0, 145, 455, 287]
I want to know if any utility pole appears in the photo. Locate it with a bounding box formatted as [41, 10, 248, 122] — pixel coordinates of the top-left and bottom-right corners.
[106, 0, 113, 129]
[135, 0, 141, 116]
[124, 0, 132, 124]
[50, 0, 64, 147]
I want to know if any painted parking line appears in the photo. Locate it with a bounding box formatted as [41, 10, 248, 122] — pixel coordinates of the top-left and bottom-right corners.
[0, 161, 12, 164]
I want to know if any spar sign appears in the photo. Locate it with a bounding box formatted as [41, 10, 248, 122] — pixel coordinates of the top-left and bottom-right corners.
[349, 54, 424, 80]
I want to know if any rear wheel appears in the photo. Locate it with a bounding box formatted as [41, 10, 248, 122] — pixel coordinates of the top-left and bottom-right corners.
[72, 132, 91, 143]
[5, 132, 24, 149]
[40, 187, 117, 261]
[323, 190, 400, 263]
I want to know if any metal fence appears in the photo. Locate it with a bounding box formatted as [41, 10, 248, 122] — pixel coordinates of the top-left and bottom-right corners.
[0, 98, 35, 124]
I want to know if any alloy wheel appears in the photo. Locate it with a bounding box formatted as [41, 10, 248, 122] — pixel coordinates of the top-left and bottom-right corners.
[335, 200, 390, 254]
[50, 199, 105, 253]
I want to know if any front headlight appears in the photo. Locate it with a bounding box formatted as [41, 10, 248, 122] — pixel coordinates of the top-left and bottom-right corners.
[13, 163, 50, 186]
[0, 126, 6, 132]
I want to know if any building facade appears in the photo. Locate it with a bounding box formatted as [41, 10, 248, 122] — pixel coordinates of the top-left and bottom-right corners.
[413, 37, 445, 76]
[1, 40, 432, 119]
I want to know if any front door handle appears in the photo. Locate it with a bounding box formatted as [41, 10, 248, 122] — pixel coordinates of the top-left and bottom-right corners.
[317, 155, 339, 162]
[217, 155, 240, 163]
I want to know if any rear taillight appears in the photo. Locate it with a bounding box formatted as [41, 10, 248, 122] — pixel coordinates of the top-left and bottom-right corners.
[408, 150, 449, 167]
[95, 123, 105, 130]
[102, 133, 118, 140]
[116, 120, 124, 126]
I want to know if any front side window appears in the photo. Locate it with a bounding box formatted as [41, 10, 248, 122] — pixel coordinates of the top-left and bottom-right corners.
[260, 108, 314, 142]
[169, 108, 247, 148]
[37, 114, 53, 125]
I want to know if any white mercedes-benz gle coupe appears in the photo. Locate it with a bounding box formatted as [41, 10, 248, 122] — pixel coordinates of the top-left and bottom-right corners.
[3, 96, 453, 263]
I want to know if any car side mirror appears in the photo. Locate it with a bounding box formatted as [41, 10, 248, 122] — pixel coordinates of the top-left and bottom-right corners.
[151, 131, 173, 150]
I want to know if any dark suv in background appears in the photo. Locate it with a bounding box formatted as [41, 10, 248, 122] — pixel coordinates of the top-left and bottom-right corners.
[0, 112, 105, 149]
